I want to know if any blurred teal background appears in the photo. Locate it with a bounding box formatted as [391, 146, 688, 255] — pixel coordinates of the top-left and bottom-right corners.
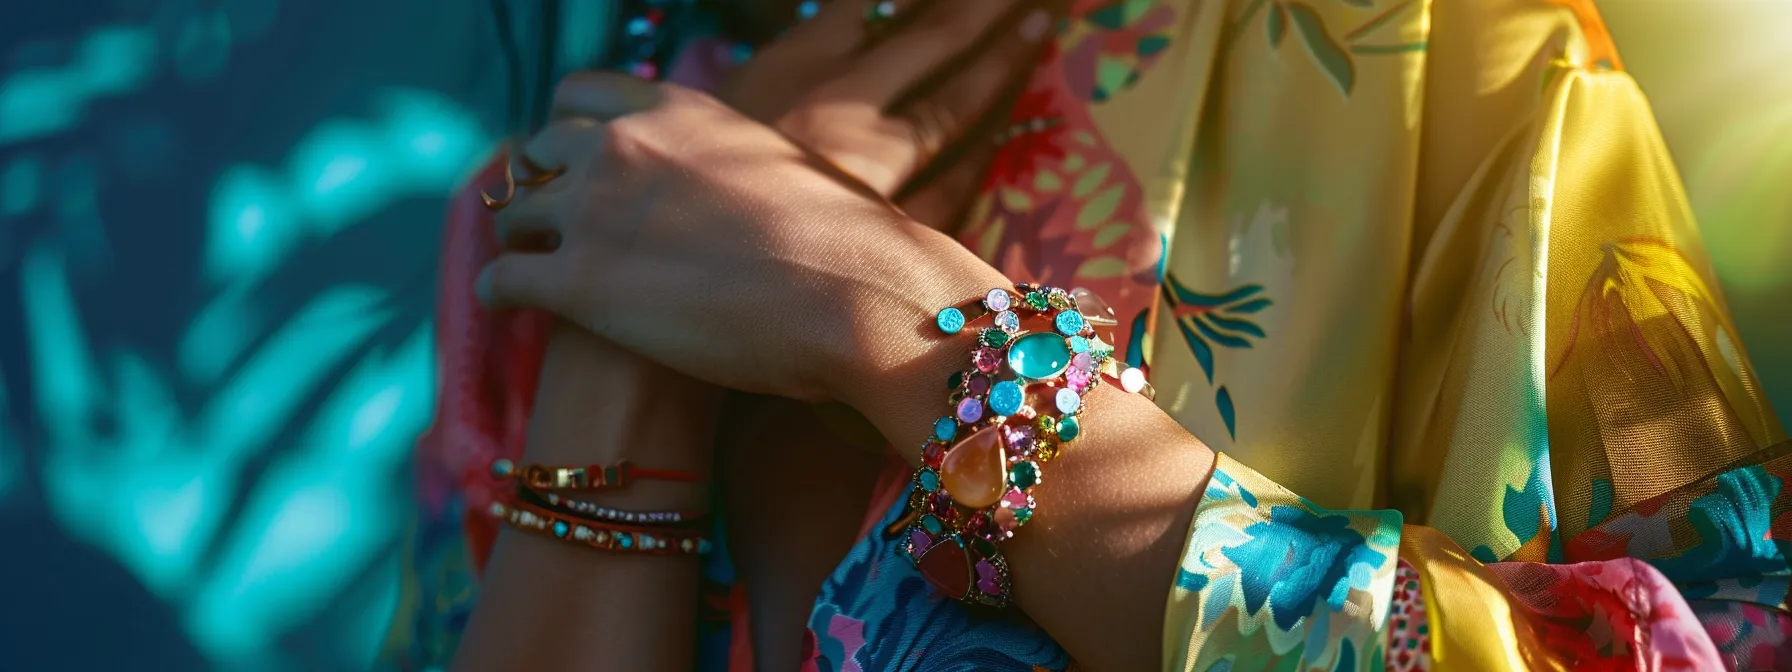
[0, 1, 1786, 671]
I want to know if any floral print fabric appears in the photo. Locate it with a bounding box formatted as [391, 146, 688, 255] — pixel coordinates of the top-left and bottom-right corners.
[392, 0, 1792, 670]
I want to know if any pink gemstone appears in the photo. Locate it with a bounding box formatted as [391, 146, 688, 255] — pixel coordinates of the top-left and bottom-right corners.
[993, 506, 1019, 534]
[975, 558, 1002, 596]
[1001, 487, 1033, 511]
[1066, 367, 1093, 392]
[921, 441, 946, 468]
[967, 374, 991, 396]
[973, 348, 1001, 373]
[1071, 352, 1094, 373]
[1006, 439, 1033, 460]
[1006, 424, 1036, 444]
[956, 396, 983, 424]
[929, 492, 959, 522]
[965, 512, 991, 539]
[1003, 426, 1035, 458]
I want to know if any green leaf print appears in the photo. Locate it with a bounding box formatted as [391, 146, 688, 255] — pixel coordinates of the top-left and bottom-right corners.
[1287, 3, 1355, 95]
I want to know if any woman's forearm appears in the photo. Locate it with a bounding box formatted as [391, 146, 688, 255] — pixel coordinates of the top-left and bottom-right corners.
[835, 230, 1217, 672]
[452, 322, 720, 672]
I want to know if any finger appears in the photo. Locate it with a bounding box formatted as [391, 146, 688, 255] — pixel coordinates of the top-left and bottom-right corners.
[817, 0, 1032, 107]
[896, 135, 998, 231]
[550, 70, 663, 122]
[493, 118, 603, 246]
[476, 253, 567, 312]
[891, 8, 1052, 167]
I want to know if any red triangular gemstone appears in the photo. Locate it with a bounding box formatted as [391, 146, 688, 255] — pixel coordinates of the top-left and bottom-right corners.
[917, 537, 972, 599]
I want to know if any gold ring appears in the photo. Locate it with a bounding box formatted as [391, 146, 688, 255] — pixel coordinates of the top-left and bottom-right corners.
[481, 153, 566, 211]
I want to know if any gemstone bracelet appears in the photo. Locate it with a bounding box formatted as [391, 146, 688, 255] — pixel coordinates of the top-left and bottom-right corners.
[898, 285, 1150, 608]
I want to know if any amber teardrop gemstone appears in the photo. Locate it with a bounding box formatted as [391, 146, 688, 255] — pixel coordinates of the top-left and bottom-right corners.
[918, 537, 972, 599]
[939, 425, 1008, 509]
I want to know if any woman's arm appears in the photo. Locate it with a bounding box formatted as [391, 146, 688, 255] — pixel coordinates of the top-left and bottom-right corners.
[480, 81, 1217, 671]
[451, 321, 721, 672]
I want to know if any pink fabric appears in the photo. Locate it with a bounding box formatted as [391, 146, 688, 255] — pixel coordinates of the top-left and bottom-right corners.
[1486, 558, 1726, 670]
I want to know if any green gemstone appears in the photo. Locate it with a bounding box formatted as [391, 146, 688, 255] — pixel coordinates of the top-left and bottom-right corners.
[1024, 291, 1050, 311]
[1007, 332, 1072, 379]
[1009, 461, 1040, 489]
[979, 328, 1009, 348]
[1014, 508, 1033, 524]
[922, 514, 944, 534]
[947, 371, 965, 389]
[1058, 415, 1081, 442]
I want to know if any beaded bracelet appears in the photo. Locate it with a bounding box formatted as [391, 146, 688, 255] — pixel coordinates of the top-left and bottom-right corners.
[495, 498, 712, 556]
[534, 490, 706, 527]
[489, 458, 704, 491]
[897, 285, 1150, 608]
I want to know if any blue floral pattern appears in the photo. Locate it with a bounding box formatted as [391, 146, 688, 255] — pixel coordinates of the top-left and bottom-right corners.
[1167, 455, 1402, 672]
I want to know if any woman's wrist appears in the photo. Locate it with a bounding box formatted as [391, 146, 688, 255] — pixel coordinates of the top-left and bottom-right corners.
[525, 321, 722, 511]
[819, 223, 1012, 457]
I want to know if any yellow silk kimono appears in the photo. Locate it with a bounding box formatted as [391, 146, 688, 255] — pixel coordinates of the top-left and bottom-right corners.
[952, 0, 1789, 669]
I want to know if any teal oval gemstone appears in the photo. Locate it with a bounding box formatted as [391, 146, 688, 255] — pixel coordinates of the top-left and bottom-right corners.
[921, 514, 944, 534]
[1068, 336, 1090, 353]
[552, 520, 569, 538]
[1007, 333, 1072, 379]
[934, 417, 958, 442]
[936, 307, 966, 334]
[1058, 415, 1081, 442]
[617, 532, 634, 549]
[918, 468, 941, 492]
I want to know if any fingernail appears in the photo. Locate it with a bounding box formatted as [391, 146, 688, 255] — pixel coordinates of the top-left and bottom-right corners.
[1019, 10, 1051, 42]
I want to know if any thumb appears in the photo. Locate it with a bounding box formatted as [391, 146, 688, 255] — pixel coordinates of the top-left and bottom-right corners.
[475, 253, 566, 313]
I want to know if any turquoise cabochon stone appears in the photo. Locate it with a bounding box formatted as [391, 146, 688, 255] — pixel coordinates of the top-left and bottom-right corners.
[1006, 332, 1072, 379]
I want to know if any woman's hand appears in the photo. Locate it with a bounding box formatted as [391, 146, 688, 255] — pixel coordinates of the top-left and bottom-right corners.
[723, 0, 1057, 228]
[484, 77, 1009, 410]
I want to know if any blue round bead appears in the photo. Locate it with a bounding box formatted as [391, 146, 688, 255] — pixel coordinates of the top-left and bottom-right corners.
[988, 381, 1024, 416]
[618, 533, 634, 549]
[1058, 415, 1081, 442]
[936, 307, 966, 334]
[1055, 310, 1086, 336]
[933, 416, 958, 442]
[552, 520, 570, 538]
[918, 468, 941, 492]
